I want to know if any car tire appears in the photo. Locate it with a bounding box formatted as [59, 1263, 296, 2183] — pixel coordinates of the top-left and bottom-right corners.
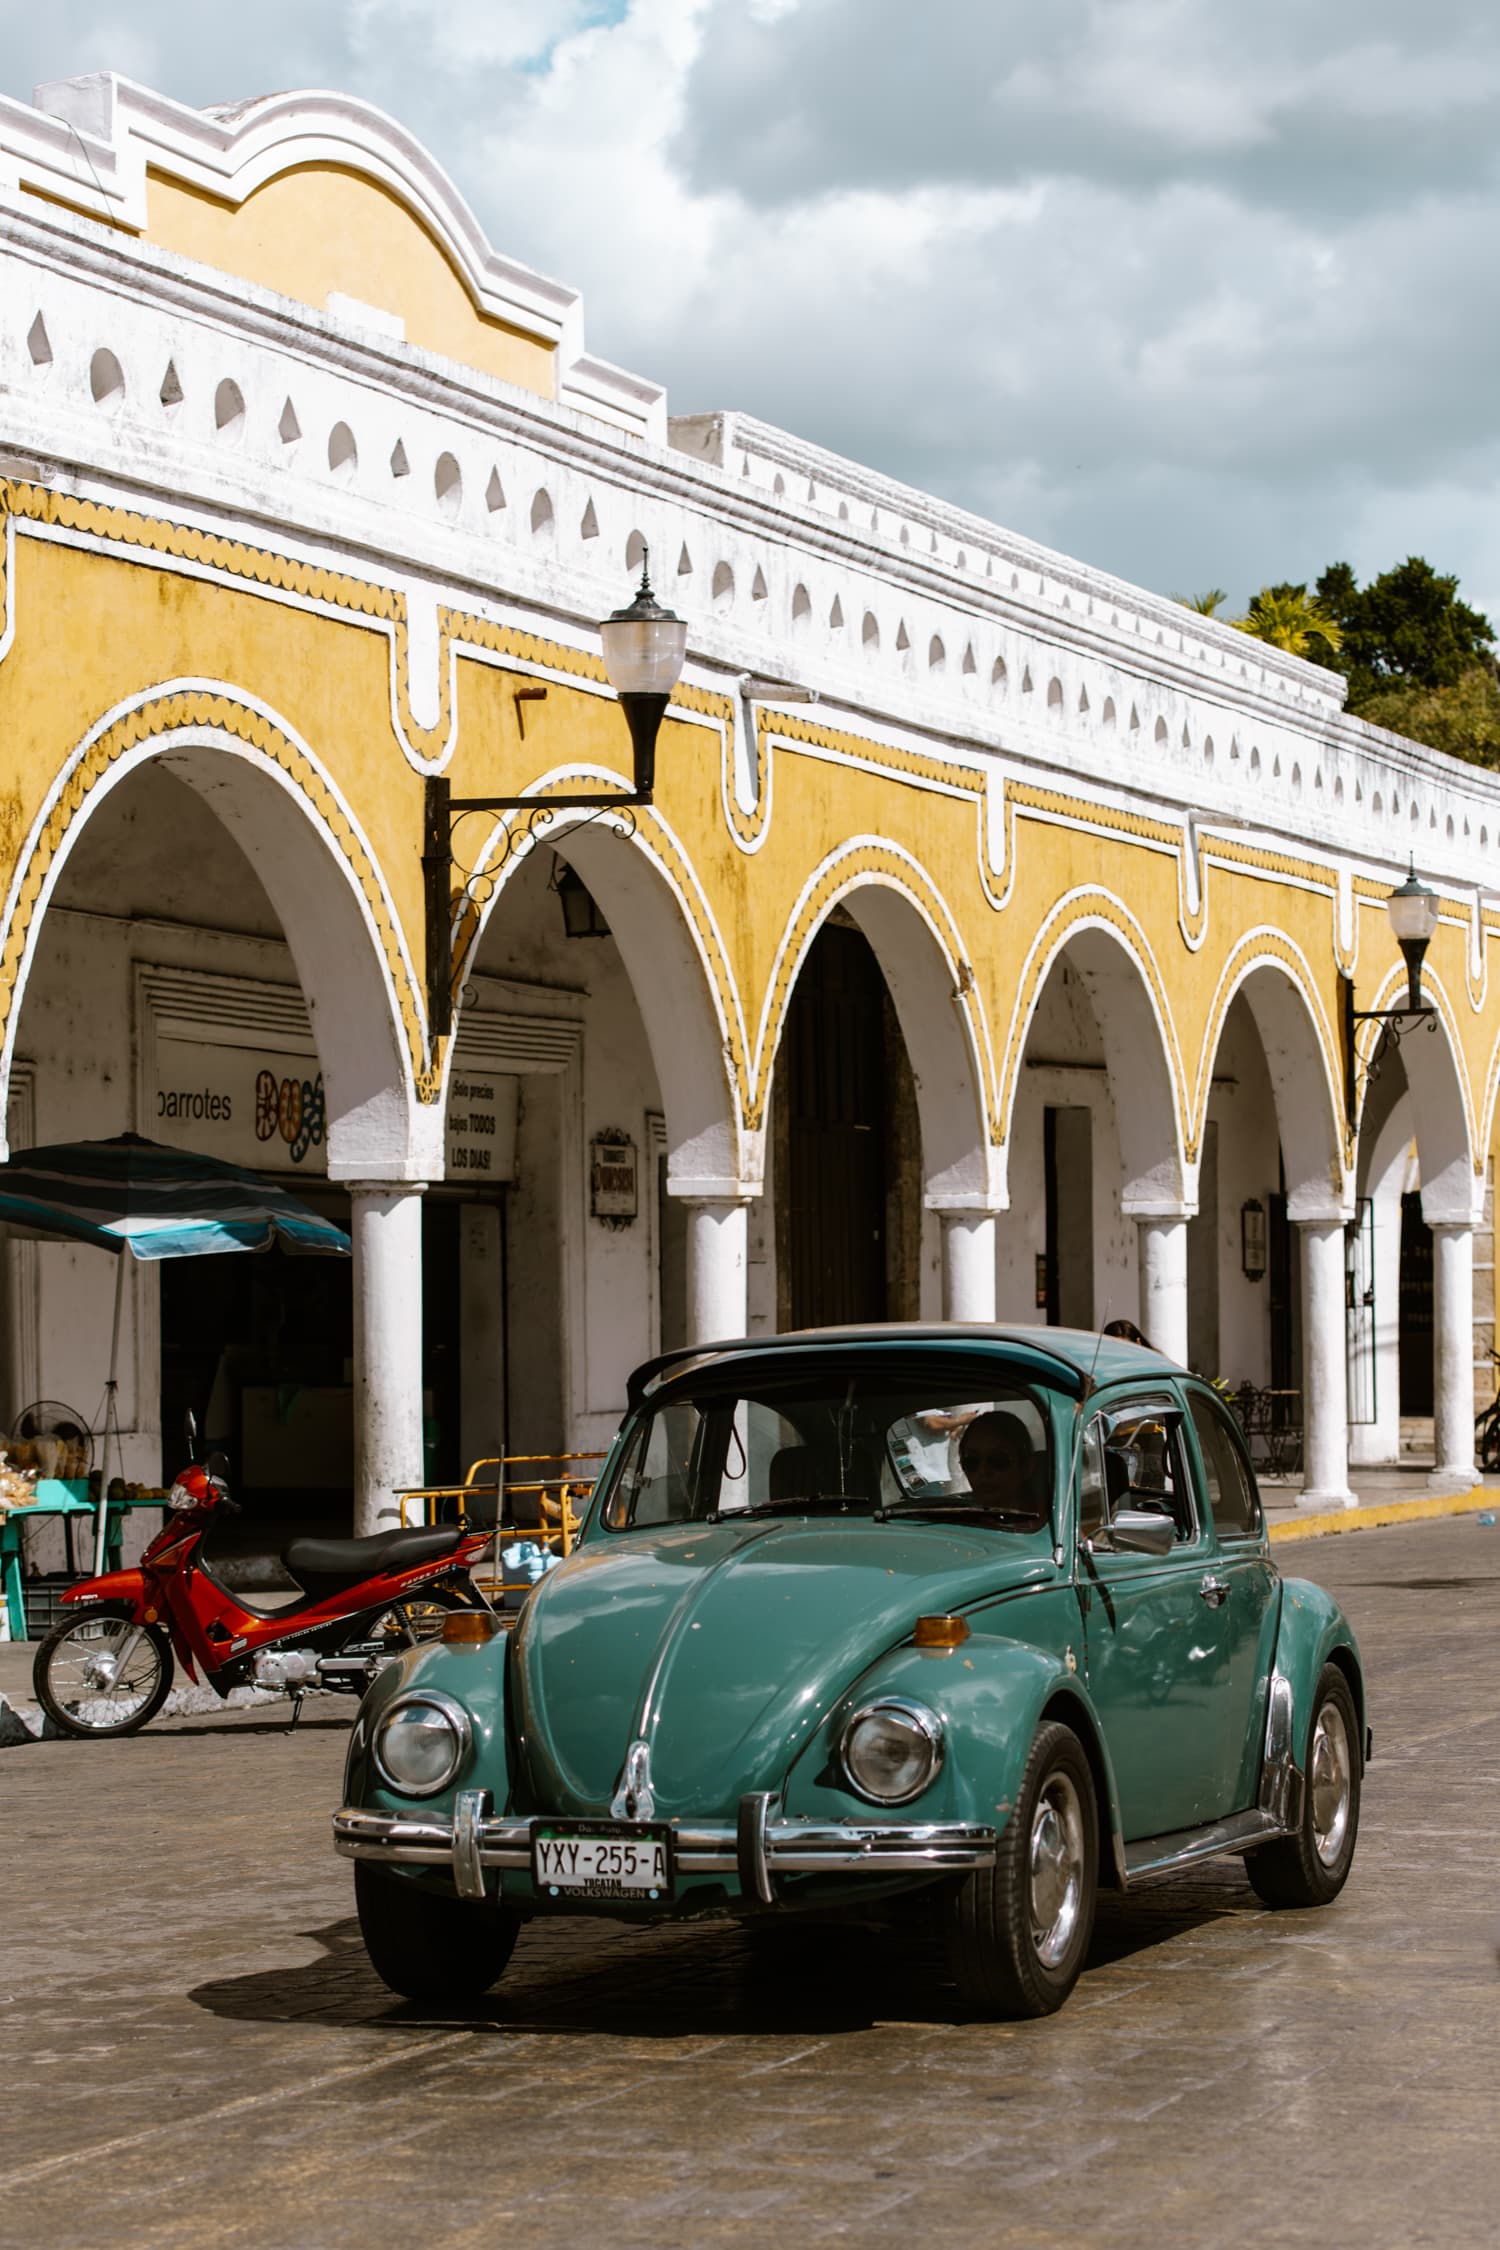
[354, 1861, 520, 2003]
[946, 1720, 1098, 2018]
[1246, 1665, 1361, 1909]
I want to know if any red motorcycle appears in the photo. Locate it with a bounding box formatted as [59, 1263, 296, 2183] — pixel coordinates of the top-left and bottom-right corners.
[31, 1424, 496, 1738]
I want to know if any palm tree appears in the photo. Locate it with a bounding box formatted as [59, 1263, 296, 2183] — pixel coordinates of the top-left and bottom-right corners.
[1234, 586, 1343, 660]
[1174, 588, 1229, 616]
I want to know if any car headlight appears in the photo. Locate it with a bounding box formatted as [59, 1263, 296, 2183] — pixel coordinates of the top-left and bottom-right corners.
[839, 1698, 944, 1805]
[371, 1691, 471, 1797]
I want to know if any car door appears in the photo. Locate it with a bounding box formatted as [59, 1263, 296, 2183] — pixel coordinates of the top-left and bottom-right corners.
[1183, 1385, 1280, 1816]
[1076, 1392, 1232, 1838]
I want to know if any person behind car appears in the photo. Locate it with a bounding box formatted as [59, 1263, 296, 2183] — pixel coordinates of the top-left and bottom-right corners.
[957, 1410, 1049, 1531]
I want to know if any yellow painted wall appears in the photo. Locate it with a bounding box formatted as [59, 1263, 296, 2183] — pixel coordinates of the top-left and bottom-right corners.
[2, 474, 1498, 1186]
[145, 167, 556, 401]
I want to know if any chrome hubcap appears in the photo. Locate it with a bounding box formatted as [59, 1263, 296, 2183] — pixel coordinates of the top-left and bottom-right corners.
[1310, 1702, 1353, 1867]
[1029, 1771, 1086, 1969]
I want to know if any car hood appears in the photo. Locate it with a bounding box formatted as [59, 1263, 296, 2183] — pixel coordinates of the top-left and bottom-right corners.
[510, 1517, 1051, 1818]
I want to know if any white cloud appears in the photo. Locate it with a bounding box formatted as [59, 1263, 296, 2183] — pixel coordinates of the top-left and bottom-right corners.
[5, 0, 1500, 617]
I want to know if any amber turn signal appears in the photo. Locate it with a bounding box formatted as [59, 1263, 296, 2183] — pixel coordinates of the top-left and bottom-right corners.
[912, 1614, 970, 1650]
[441, 1609, 501, 1645]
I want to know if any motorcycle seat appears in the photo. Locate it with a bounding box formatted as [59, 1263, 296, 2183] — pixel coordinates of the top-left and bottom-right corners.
[283, 1526, 464, 1584]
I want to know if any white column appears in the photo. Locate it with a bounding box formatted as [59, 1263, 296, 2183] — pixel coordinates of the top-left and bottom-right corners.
[1137, 1218, 1189, 1364]
[1431, 1222, 1477, 1490]
[940, 1212, 997, 1324]
[1297, 1219, 1355, 1509]
[349, 1183, 426, 1537]
[684, 1199, 749, 1346]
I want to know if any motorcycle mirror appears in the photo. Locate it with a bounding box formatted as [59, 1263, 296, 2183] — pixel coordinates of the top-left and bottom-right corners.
[206, 1449, 230, 1481]
[184, 1409, 198, 1459]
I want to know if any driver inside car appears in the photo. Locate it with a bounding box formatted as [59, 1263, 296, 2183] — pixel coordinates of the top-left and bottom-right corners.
[957, 1410, 1049, 1530]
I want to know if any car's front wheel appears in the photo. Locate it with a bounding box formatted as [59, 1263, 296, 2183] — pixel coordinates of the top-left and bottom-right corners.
[1246, 1665, 1361, 1909]
[354, 1862, 520, 2003]
[947, 1720, 1098, 2018]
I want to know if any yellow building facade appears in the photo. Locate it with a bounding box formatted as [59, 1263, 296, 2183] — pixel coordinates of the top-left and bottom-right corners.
[1, 75, 1495, 1539]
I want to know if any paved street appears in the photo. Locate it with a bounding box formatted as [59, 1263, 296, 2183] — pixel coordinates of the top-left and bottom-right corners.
[3, 1514, 1498, 2250]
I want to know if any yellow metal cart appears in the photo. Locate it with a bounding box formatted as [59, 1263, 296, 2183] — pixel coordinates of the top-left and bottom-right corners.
[395, 1450, 605, 1608]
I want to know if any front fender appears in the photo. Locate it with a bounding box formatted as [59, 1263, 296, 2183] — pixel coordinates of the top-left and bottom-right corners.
[783, 1631, 1126, 1871]
[1272, 1576, 1367, 1766]
[62, 1568, 145, 1614]
[343, 1633, 512, 1831]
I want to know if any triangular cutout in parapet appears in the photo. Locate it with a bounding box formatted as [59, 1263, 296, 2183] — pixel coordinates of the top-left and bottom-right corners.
[581, 498, 599, 539]
[278, 398, 301, 444]
[389, 438, 410, 478]
[27, 314, 52, 368]
[159, 361, 184, 410]
[485, 467, 506, 513]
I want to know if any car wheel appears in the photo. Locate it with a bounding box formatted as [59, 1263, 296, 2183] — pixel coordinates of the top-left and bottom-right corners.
[354, 1861, 520, 2003]
[1246, 1665, 1361, 1909]
[33, 1608, 175, 1738]
[946, 1720, 1098, 2018]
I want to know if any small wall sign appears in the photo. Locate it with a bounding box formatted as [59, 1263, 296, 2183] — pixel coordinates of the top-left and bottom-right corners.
[1241, 1198, 1267, 1282]
[590, 1130, 638, 1224]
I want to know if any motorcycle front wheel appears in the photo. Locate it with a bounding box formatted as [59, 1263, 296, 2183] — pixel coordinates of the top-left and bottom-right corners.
[33, 1608, 175, 1738]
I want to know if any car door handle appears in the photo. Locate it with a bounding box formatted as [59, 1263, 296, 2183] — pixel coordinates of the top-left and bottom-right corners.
[1199, 1574, 1230, 1608]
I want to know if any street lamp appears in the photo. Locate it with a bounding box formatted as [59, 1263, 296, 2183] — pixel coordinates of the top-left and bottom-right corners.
[423, 556, 688, 1037]
[1341, 859, 1440, 1130]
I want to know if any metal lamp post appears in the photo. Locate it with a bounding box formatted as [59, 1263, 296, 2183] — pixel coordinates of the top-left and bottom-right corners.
[423, 555, 687, 1036]
[1341, 860, 1441, 1129]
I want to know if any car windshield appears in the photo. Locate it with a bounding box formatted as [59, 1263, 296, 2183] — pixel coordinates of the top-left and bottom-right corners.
[599, 1358, 1055, 1534]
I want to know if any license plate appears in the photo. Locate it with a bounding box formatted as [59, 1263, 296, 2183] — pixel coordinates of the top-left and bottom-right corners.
[531, 1822, 671, 1900]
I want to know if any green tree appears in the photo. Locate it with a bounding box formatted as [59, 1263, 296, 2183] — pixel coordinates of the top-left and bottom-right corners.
[1353, 665, 1500, 769]
[1233, 584, 1344, 661]
[1315, 556, 1495, 699]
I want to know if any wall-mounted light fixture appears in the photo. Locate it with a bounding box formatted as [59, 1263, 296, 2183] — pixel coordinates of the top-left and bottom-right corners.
[1340, 859, 1441, 1131]
[551, 859, 611, 939]
[423, 555, 686, 1037]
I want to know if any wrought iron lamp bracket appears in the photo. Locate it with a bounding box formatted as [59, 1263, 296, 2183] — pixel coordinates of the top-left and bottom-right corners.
[1340, 969, 1437, 1132]
[423, 774, 642, 1039]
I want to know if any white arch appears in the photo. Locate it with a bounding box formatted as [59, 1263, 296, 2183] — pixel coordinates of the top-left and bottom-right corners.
[0, 685, 428, 1177]
[458, 795, 752, 1197]
[1359, 970, 1479, 1225]
[1201, 945, 1347, 1218]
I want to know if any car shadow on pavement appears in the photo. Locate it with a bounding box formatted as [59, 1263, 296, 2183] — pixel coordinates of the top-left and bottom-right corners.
[190, 1875, 1255, 2040]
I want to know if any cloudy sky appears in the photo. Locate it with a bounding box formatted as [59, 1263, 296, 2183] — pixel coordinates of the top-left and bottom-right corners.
[5, 0, 1500, 619]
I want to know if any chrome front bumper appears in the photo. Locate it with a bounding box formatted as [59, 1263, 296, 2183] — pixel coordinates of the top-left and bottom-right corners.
[333, 1791, 997, 1904]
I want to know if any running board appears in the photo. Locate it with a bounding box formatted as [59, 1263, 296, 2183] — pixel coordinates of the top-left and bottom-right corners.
[1123, 1808, 1287, 1883]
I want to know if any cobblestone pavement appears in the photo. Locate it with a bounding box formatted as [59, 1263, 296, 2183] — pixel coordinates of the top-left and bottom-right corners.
[2, 1516, 1497, 2250]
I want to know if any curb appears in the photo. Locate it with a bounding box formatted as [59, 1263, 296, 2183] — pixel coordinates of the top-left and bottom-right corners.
[1269, 1487, 1491, 1543]
[0, 1678, 286, 1749]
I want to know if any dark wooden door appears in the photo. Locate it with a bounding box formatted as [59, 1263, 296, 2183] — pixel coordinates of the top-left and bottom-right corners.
[1399, 1191, 1434, 1416]
[785, 925, 888, 1327]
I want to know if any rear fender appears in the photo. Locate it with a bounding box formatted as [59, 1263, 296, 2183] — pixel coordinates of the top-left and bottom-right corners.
[785, 1633, 1127, 1878]
[1271, 1576, 1367, 1768]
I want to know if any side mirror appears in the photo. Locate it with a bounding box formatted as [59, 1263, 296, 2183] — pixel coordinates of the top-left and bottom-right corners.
[184, 1409, 198, 1460]
[1105, 1506, 1175, 1558]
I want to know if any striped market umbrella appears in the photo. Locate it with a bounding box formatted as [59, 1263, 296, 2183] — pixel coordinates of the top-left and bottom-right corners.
[0, 1134, 349, 1569]
[0, 1132, 350, 1259]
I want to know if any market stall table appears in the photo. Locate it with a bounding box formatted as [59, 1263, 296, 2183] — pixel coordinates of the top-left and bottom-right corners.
[1, 1484, 163, 1641]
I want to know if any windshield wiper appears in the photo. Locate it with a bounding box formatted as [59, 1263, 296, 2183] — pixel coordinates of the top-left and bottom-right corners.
[745, 1492, 866, 1517]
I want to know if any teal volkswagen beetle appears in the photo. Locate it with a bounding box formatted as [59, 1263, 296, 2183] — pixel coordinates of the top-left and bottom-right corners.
[334, 1328, 1367, 2018]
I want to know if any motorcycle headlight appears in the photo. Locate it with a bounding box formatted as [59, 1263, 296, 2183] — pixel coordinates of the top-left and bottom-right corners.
[372, 1692, 471, 1798]
[839, 1698, 944, 1805]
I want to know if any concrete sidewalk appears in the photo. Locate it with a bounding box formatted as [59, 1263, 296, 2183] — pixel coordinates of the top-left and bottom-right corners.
[1262, 1465, 1500, 1543]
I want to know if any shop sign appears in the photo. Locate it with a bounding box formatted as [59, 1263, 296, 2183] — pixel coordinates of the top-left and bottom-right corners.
[590, 1130, 638, 1223]
[154, 1037, 327, 1172]
[445, 1074, 519, 1182]
[154, 1037, 519, 1183]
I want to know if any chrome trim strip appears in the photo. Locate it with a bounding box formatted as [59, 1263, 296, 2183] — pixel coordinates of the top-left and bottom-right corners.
[333, 1807, 997, 1879]
[1123, 1806, 1287, 1880]
[452, 1787, 491, 1900]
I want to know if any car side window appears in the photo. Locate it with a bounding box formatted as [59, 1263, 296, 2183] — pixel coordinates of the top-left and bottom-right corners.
[1187, 1391, 1262, 1539]
[1098, 1403, 1198, 1545]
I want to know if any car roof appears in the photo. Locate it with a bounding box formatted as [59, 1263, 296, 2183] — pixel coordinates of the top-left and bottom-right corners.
[628, 1324, 1183, 1406]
